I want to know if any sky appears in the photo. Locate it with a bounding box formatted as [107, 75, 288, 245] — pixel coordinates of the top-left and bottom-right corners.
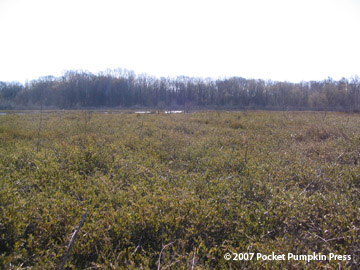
[0, 0, 360, 83]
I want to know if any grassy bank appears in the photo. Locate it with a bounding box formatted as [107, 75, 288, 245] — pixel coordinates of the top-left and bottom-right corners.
[1, 111, 360, 269]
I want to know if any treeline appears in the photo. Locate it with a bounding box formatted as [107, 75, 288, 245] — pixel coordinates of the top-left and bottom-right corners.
[1, 69, 360, 111]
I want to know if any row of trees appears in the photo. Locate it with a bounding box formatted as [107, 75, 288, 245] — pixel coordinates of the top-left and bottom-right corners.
[1, 69, 360, 111]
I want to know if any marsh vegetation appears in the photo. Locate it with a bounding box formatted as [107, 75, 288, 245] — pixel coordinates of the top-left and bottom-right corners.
[1, 111, 360, 269]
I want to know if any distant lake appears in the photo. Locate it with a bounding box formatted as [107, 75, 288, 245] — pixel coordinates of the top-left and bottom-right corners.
[165, 111, 183, 114]
[0, 112, 29, 115]
[0, 110, 185, 115]
[135, 111, 151, 114]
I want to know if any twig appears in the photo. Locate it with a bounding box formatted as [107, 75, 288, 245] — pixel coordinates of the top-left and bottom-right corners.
[191, 247, 197, 270]
[138, 118, 144, 139]
[336, 152, 344, 162]
[282, 105, 289, 120]
[59, 210, 89, 270]
[225, 145, 235, 168]
[299, 180, 315, 196]
[130, 235, 143, 256]
[36, 105, 43, 152]
[163, 259, 181, 269]
[83, 111, 92, 142]
[244, 145, 248, 164]
[322, 111, 327, 121]
[157, 240, 176, 270]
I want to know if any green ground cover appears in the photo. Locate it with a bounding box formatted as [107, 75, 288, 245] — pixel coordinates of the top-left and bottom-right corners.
[1, 111, 360, 269]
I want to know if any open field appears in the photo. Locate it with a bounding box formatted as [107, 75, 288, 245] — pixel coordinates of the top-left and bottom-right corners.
[1, 110, 360, 269]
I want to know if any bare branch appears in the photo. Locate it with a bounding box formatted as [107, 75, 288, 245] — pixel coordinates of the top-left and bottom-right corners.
[191, 247, 197, 270]
[157, 240, 176, 270]
[59, 210, 89, 270]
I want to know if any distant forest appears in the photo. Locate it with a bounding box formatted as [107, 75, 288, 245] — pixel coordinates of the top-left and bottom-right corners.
[1, 69, 360, 111]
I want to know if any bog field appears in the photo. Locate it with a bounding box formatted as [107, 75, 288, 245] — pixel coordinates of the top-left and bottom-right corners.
[1, 110, 360, 269]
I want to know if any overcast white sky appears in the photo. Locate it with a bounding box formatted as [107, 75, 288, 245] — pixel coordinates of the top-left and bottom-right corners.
[0, 0, 359, 83]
